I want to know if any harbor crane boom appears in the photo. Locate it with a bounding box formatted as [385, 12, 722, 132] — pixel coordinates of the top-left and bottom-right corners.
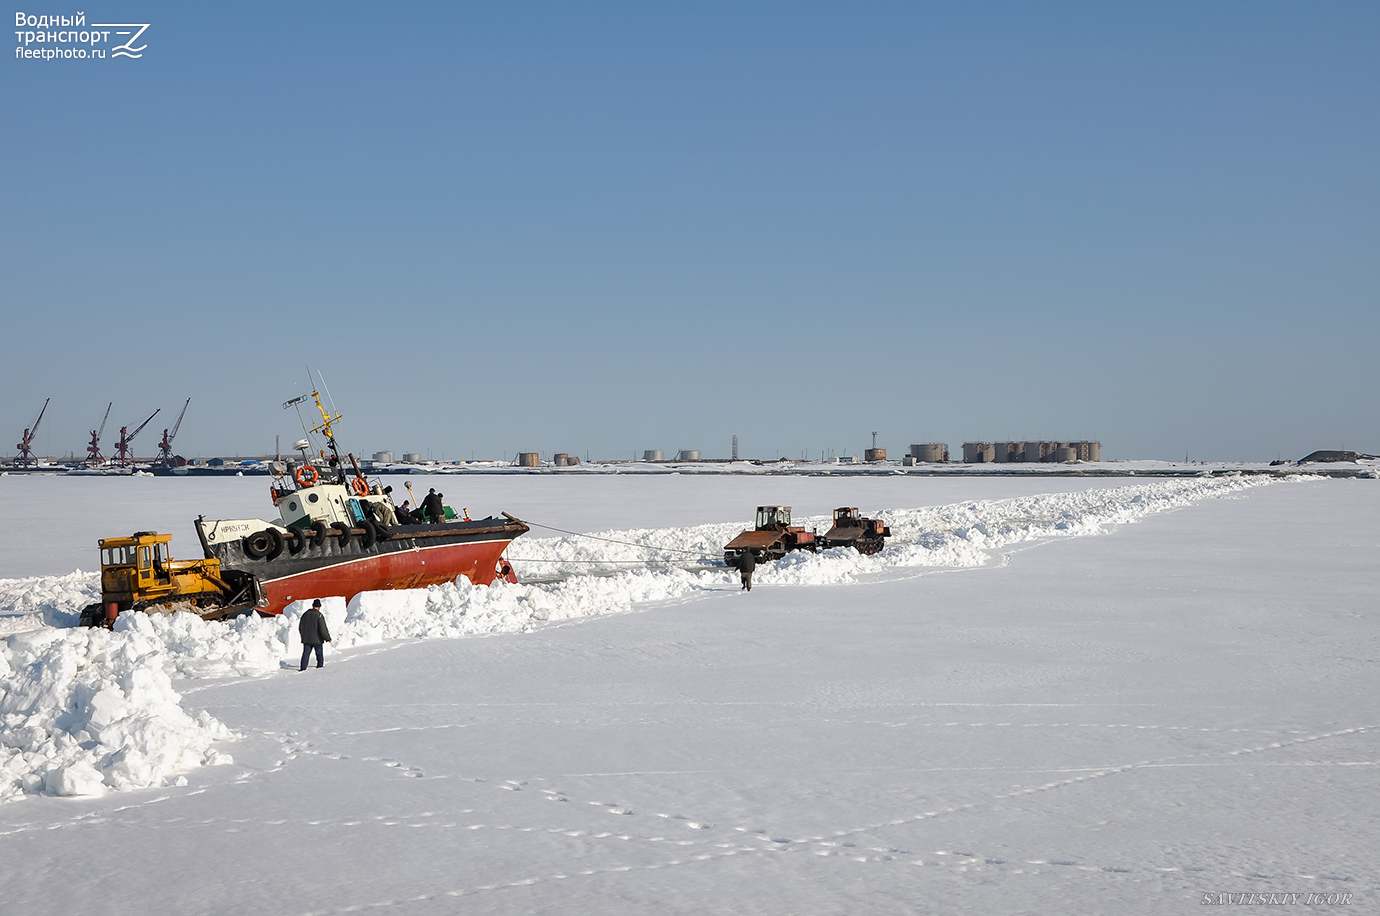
[14, 398, 50, 466]
[114, 409, 159, 467]
[87, 402, 112, 466]
[156, 398, 190, 466]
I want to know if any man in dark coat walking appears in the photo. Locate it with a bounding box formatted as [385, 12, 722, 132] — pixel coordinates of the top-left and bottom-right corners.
[739, 549, 756, 591]
[299, 599, 332, 670]
[421, 488, 445, 524]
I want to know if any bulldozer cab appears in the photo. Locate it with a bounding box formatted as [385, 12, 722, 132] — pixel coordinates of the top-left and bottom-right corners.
[833, 507, 862, 526]
[755, 506, 792, 530]
[99, 532, 175, 600]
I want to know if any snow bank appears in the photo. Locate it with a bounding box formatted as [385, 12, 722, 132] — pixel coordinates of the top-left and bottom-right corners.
[0, 475, 1277, 802]
[512, 474, 1277, 587]
[0, 624, 232, 802]
[0, 570, 99, 632]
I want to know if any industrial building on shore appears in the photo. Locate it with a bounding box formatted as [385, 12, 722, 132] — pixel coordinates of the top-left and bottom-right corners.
[960, 441, 1101, 463]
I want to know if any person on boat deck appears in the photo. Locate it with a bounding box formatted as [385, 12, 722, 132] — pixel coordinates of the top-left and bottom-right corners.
[396, 501, 415, 525]
[369, 493, 398, 527]
[299, 599, 331, 671]
[422, 488, 446, 524]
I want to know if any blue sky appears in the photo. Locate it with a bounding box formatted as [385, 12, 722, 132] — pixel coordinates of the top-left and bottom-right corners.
[4, 2, 1377, 461]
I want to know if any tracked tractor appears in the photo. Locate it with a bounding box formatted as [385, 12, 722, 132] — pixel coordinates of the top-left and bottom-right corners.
[78, 531, 267, 627]
[723, 506, 818, 566]
[819, 507, 891, 555]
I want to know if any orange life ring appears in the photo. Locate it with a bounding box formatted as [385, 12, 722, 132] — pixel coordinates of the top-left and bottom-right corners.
[270, 486, 280, 506]
[295, 465, 320, 487]
[351, 477, 369, 496]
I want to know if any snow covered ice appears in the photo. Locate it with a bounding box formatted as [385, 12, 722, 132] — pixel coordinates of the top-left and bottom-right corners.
[0, 473, 1375, 913]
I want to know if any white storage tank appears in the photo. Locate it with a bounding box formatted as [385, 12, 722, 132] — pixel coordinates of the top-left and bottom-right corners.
[1054, 446, 1078, 462]
[643, 450, 663, 461]
[1022, 441, 1044, 462]
[676, 450, 700, 461]
[910, 443, 947, 462]
[963, 442, 995, 463]
[372, 451, 394, 463]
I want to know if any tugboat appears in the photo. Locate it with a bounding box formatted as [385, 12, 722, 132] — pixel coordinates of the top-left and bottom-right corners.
[80, 385, 528, 625]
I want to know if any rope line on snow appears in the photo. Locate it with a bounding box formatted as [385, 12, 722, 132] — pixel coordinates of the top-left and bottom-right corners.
[506, 557, 720, 566]
[519, 520, 715, 559]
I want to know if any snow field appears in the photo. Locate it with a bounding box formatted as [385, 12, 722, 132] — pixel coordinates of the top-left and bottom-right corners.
[0, 475, 1275, 802]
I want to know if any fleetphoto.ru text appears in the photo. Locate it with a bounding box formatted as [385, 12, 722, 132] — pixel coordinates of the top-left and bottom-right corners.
[14, 10, 148, 60]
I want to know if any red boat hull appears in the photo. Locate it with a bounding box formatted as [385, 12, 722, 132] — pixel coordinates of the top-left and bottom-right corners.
[259, 536, 515, 614]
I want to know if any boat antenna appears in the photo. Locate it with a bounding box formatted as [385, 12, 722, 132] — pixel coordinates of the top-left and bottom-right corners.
[317, 369, 340, 423]
[283, 371, 345, 481]
[303, 378, 345, 482]
[283, 394, 313, 448]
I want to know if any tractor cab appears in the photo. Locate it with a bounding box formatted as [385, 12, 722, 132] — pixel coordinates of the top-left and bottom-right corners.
[831, 507, 863, 527]
[755, 506, 792, 530]
[99, 531, 177, 605]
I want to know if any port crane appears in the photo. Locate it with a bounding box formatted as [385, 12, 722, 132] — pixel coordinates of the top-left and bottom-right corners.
[113, 409, 159, 467]
[86, 402, 112, 466]
[14, 398, 50, 466]
[155, 398, 190, 467]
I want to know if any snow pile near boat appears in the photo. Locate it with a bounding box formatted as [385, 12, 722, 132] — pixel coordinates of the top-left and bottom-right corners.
[0, 570, 98, 633]
[0, 475, 1275, 801]
[0, 624, 233, 802]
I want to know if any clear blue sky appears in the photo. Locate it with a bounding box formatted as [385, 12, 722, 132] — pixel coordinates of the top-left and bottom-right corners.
[4, 2, 1377, 461]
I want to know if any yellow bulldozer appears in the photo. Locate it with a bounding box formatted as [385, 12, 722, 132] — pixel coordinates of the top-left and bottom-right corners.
[78, 531, 266, 627]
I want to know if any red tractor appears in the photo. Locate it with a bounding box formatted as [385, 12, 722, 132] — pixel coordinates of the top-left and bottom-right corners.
[723, 506, 817, 565]
[819, 507, 891, 555]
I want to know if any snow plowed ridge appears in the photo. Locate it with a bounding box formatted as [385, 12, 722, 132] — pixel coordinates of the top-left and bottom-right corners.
[508, 475, 1276, 584]
[0, 476, 1274, 802]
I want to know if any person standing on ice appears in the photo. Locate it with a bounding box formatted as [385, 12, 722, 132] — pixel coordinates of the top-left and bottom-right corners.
[739, 549, 756, 591]
[299, 599, 332, 671]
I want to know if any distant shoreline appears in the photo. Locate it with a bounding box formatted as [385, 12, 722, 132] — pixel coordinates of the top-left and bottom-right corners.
[2, 460, 1376, 480]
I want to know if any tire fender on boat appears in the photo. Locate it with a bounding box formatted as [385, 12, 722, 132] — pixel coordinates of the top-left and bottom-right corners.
[331, 521, 352, 549]
[264, 527, 284, 560]
[284, 527, 305, 555]
[309, 520, 329, 548]
[357, 518, 377, 549]
[243, 531, 270, 559]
